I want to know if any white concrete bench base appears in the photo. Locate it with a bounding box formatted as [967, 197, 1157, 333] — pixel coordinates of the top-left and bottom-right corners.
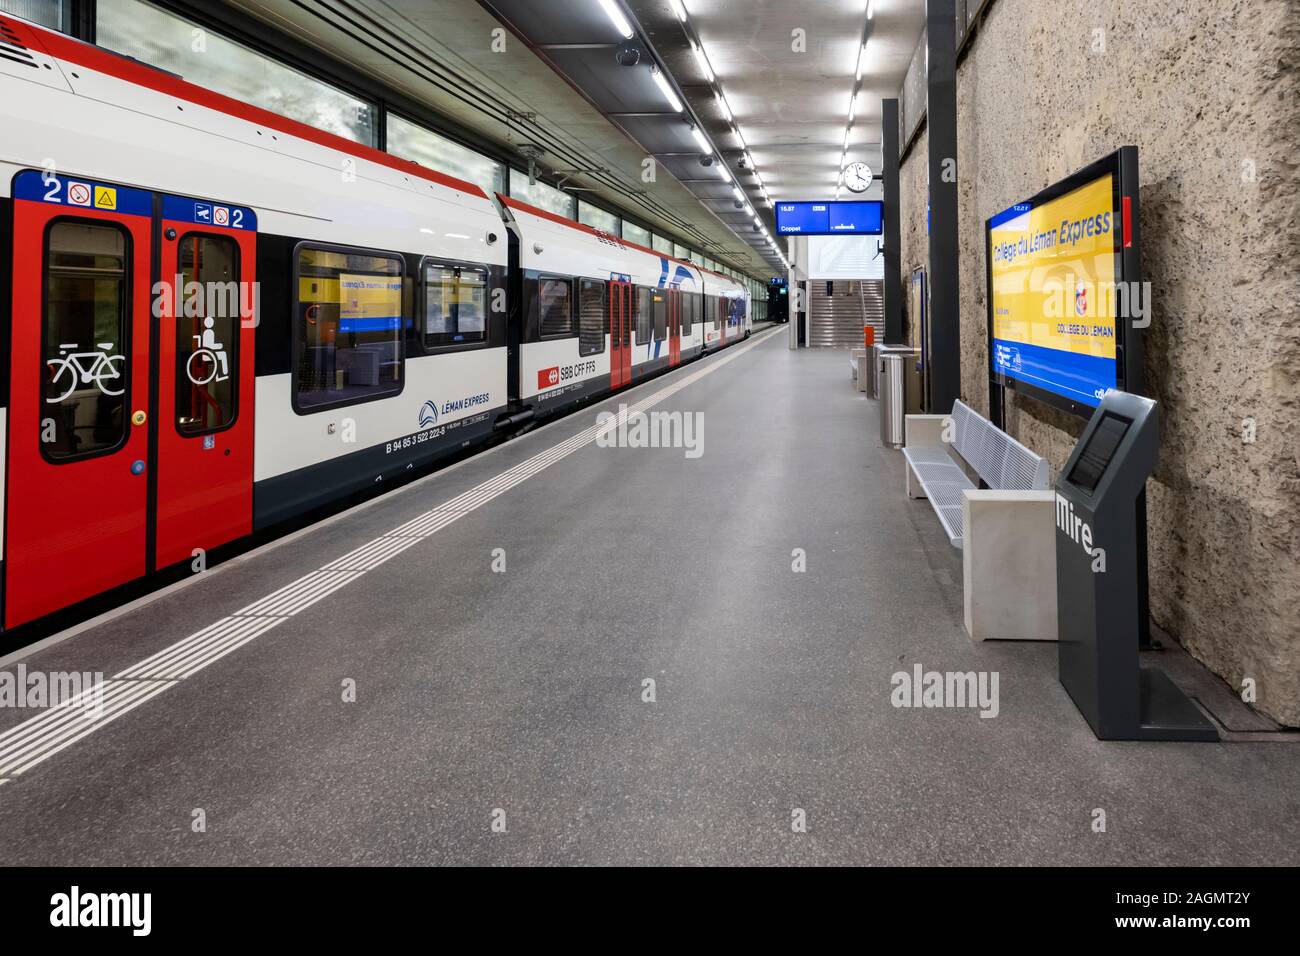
[963, 491, 1058, 642]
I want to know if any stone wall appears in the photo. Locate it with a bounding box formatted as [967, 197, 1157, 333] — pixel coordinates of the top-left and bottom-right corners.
[899, 0, 1300, 725]
[899, 125, 928, 346]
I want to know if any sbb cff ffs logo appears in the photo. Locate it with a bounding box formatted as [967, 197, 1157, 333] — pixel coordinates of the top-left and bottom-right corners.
[538, 366, 560, 390]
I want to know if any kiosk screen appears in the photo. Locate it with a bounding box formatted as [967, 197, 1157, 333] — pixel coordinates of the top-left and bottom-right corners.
[1067, 413, 1131, 493]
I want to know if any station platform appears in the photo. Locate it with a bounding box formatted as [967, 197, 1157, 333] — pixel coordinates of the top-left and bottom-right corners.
[0, 328, 1296, 867]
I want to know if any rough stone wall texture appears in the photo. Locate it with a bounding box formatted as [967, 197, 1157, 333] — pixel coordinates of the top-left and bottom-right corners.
[900, 125, 929, 336]
[899, 0, 1300, 725]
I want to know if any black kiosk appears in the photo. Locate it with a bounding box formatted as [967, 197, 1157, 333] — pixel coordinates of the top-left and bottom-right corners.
[1055, 391, 1217, 741]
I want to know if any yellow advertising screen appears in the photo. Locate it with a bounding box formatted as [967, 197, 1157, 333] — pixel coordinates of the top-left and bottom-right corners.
[338, 273, 402, 333]
[989, 173, 1121, 407]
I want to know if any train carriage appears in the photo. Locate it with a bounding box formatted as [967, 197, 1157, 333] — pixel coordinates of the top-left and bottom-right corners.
[0, 11, 751, 633]
[700, 269, 751, 352]
[500, 195, 706, 413]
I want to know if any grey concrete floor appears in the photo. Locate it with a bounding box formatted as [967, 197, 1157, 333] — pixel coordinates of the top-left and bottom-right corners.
[0, 329, 1296, 866]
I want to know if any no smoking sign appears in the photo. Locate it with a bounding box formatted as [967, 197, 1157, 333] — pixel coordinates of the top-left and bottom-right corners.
[67, 181, 92, 206]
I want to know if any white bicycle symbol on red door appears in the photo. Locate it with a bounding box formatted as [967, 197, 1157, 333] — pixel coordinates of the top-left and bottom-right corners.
[46, 342, 125, 403]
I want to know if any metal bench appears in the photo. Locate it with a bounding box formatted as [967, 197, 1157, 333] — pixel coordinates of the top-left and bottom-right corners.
[902, 400, 1049, 548]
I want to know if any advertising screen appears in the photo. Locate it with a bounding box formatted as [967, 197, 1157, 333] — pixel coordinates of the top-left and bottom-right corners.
[777, 200, 883, 236]
[339, 273, 402, 333]
[986, 148, 1141, 416]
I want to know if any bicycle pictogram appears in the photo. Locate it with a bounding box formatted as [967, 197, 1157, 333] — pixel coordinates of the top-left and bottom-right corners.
[46, 342, 125, 403]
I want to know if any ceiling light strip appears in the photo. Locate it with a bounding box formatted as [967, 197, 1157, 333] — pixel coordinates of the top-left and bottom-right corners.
[666, 0, 785, 265]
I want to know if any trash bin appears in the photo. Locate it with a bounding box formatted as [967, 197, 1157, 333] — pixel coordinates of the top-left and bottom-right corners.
[868, 343, 886, 397]
[878, 347, 919, 448]
[869, 342, 909, 399]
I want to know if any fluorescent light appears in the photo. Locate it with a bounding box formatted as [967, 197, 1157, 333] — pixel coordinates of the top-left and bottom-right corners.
[867, 0, 875, 19]
[692, 43, 714, 82]
[848, 92, 857, 124]
[598, 0, 634, 39]
[753, 216, 761, 227]
[669, 0, 688, 20]
[732, 186, 745, 202]
[717, 93, 732, 123]
[735, 126, 747, 149]
[651, 66, 682, 112]
[856, 43, 867, 81]
[690, 124, 711, 152]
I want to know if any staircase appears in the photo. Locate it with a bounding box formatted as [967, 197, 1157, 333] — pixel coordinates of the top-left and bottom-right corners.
[807, 280, 884, 348]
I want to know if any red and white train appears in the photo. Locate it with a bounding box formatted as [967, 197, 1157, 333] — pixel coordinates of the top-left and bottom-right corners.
[0, 14, 752, 631]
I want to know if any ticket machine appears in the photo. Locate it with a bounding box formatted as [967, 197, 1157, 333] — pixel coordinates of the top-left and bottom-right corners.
[1055, 391, 1217, 741]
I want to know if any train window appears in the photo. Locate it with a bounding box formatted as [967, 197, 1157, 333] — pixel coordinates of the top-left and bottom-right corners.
[652, 291, 667, 342]
[712, 297, 723, 332]
[422, 260, 488, 349]
[537, 276, 573, 337]
[175, 234, 239, 436]
[42, 221, 131, 462]
[635, 287, 651, 344]
[726, 297, 737, 327]
[681, 293, 694, 336]
[294, 246, 403, 412]
[98, 0, 378, 146]
[577, 280, 606, 357]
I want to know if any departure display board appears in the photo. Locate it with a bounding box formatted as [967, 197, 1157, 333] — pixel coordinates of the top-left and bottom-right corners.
[776, 200, 883, 235]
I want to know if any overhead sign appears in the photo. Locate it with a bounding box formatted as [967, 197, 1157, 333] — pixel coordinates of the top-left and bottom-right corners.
[776, 200, 883, 236]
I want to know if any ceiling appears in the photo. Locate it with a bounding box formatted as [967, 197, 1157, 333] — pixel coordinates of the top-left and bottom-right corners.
[481, 0, 925, 272]
[661, 0, 926, 202]
[231, 0, 774, 276]
[232, 0, 925, 277]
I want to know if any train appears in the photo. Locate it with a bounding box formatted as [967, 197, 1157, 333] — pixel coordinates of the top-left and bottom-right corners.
[0, 13, 752, 631]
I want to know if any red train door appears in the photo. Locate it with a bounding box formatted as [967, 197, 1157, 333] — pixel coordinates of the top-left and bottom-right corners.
[609, 280, 632, 389]
[154, 195, 256, 569]
[5, 171, 153, 627]
[608, 280, 623, 389]
[668, 289, 680, 367]
[3, 172, 257, 628]
[621, 285, 633, 384]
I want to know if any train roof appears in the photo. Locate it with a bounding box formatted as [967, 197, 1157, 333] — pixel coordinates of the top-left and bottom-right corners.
[1, 14, 486, 202]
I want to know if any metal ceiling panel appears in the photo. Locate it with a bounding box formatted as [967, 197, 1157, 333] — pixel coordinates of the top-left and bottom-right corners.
[490, 0, 614, 45]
